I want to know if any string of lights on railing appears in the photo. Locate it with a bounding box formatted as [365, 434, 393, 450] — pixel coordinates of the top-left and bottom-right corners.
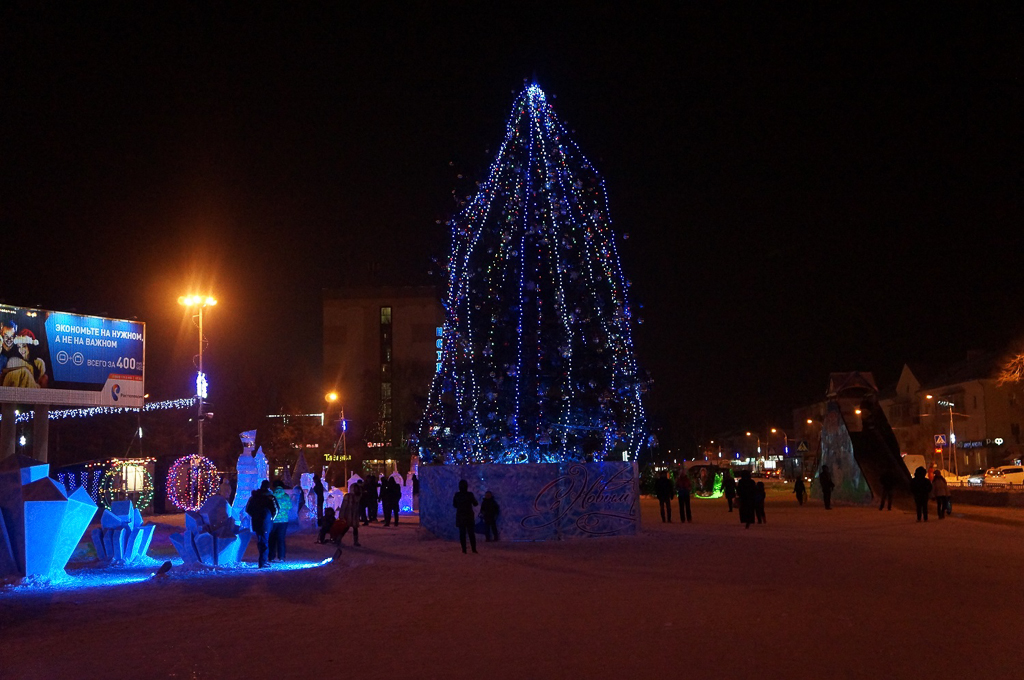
[1, 397, 198, 423]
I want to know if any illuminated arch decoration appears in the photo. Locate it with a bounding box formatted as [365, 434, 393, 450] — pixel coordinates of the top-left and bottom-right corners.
[420, 84, 647, 465]
[99, 459, 155, 511]
[167, 454, 220, 511]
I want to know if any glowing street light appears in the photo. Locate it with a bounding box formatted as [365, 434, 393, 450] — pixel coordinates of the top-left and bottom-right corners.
[179, 294, 217, 456]
[326, 391, 347, 479]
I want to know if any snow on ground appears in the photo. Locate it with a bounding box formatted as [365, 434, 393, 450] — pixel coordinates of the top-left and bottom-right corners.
[3, 495, 1024, 680]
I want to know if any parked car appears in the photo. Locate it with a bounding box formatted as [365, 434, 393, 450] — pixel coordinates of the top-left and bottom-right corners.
[982, 466, 1024, 486]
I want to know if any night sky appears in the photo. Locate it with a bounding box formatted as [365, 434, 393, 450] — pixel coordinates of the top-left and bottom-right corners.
[3, 4, 1020, 449]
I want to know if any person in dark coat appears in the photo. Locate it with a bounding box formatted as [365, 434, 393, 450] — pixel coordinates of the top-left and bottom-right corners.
[676, 469, 692, 522]
[723, 471, 737, 512]
[910, 466, 932, 522]
[754, 481, 767, 524]
[932, 470, 950, 520]
[793, 477, 806, 506]
[245, 480, 279, 568]
[317, 507, 336, 544]
[370, 475, 382, 522]
[736, 470, 757, 528]
[819, 465, 835, 510]
[452, 479, 479, 554]
[878, 469, 897, 511]
[361, 477, 376, 525]
[313, 473, 325, 523]
[480, 490, 500, 541]
[382, 476, 401, 526]
[654, 470, 675, 522]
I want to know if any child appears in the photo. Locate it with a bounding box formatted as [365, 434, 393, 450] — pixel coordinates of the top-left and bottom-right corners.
[480, 490, 500, 541]
[317, 507, 336, 544]
[754, 481, 767, 524]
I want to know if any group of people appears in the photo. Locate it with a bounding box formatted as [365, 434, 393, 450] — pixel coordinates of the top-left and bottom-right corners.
[658, 461, 956, 528]
[452, 481, 501, 553]
[719, 470, 767, 528]
[244, 480, 293, 569]
[653, 470, 692, 523]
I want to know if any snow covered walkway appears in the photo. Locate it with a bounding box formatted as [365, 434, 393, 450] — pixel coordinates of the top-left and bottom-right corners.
[2, 495, 1022, 679]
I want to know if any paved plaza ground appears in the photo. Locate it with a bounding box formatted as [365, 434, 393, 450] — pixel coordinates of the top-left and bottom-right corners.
[2, 491, 1023, 679]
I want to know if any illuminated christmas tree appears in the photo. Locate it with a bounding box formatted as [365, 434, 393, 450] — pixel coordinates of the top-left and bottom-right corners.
[420, 84, 647, 465]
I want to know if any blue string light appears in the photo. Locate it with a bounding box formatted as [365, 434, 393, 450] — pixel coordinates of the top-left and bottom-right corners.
[420, 84, 648, 465]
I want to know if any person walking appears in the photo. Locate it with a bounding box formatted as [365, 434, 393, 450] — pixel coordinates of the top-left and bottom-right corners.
[245, 480, 279, 568]
[878, 469, 896, 511]
[754, 481, 767, 524]
[412, 473, 420, 511]
[365, 476, 379, 522]
[480, 490, 500, 541]
[932, 470, 949, 520]
[269, 480, 292, 562]
[736, 470, 757, 528]
[723, 471, 737, 512]
[453, 479, 479, 554]
[676, 468, 692, 522]
[819, 465, 835, 510]
[793, 477, 806, 506]
[654, 470, 675, 522]
[910, 466, 932, 522]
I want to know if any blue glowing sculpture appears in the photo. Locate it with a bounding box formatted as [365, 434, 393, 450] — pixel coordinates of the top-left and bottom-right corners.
[169, 493, 252, 567]
[90, 500, 155, 565]
[420, 84, 647, 465]
[0, 454, 97, 580]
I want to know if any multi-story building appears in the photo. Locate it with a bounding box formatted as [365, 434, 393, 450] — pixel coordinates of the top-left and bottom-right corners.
[791, 352, 1024, 476]
[322, 286, 444, 474]
[880, 351, 1024, 473]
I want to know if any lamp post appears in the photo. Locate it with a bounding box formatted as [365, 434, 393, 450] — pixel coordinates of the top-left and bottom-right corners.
[326, 392, 347, 480]
[179, 295, 217, 457]
[770, 427, 789, 477]
[925, 394, 965, 475]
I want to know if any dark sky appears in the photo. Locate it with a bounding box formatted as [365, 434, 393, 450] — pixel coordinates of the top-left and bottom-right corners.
[2, 4, 1020, 447]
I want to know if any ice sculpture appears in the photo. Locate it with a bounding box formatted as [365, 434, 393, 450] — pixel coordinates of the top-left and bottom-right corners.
[169, 494, 252, 567]
[90, 500, 155, 564]
[390, 471, 414, 513]
[0, 454, 97, 580]
[254, 447, 269, 483]
[231, 433, 268, 530]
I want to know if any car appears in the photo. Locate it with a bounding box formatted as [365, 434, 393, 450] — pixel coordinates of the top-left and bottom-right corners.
[982, 466, 1024, 486]
[967, 469, 989, 486]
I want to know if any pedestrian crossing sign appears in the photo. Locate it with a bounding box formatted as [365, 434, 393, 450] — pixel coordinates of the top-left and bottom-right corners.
[796, 440, 809, 453]
[934, 434, 947, 446]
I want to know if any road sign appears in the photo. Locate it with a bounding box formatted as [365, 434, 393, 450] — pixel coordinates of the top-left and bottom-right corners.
[934, 434, 947, 446]
[796, 440, 809, 453]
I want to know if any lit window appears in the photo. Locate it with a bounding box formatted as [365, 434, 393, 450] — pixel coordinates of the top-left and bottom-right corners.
[380, 307, 392, 325]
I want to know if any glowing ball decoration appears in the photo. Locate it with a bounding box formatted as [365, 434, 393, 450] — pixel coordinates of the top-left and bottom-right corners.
[167, 454, 220, 511]
[99, 459, 155, 511]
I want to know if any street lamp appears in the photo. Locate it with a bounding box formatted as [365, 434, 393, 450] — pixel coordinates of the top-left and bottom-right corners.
[925, 394, 966, 475]
[326, 391, 347, 480]
[178, 295, 217, 456]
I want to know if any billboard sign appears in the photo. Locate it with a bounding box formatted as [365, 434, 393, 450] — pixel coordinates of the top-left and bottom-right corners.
[0, 304, 145, 407]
